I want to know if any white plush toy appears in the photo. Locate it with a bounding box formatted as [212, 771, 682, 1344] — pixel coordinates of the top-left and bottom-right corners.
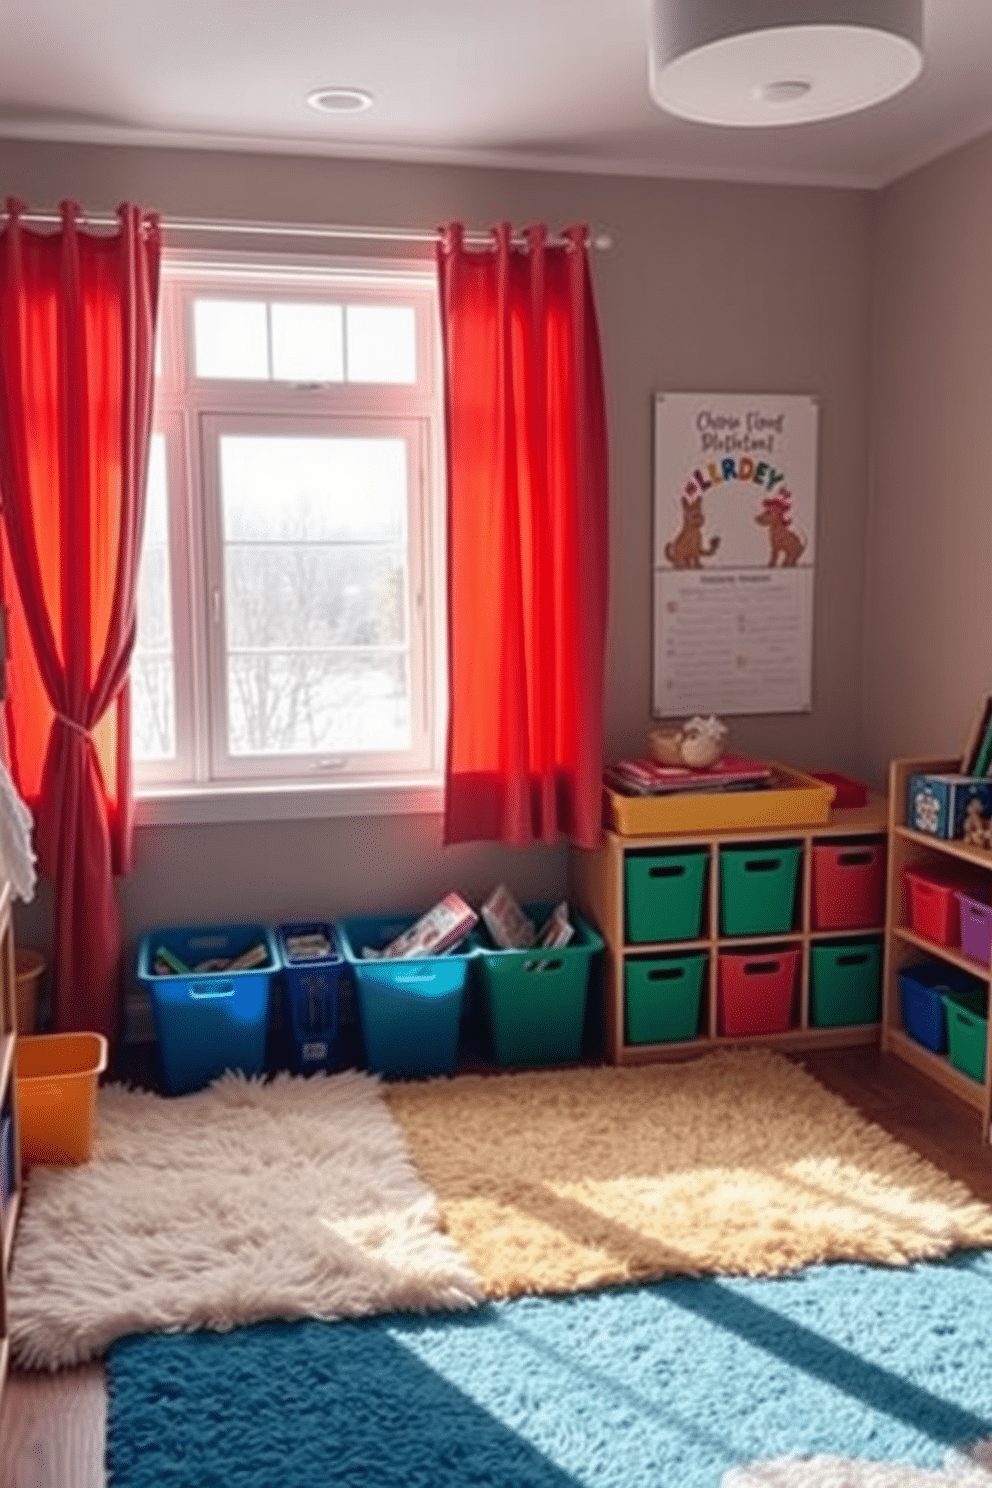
[649, 715, 728, 770]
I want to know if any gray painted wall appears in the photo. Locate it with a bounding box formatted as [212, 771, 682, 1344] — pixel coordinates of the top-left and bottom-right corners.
[0, 140, 874, 978]
[864, 130, 992, 788]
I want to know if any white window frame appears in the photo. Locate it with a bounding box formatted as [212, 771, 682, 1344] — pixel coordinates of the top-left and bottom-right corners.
[135, 248, 447, 825]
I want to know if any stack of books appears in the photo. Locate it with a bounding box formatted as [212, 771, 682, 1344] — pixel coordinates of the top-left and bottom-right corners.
[604, 754, 774, 798]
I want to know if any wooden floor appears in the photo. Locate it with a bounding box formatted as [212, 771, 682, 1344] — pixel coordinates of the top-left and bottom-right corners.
[0, 1045, 989, 1486]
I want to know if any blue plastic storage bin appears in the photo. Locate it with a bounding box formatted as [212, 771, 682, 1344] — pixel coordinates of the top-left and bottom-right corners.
[897, 960, 984, 1055]
[137, 923, 279, 1095]
[337, 913, 474, 1078]
[276, 922, 344, 1075]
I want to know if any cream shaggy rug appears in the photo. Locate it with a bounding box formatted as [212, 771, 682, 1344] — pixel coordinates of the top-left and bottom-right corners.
[9, 1070, 482, 1371]
[385, 1049, 992, 1298]
[723, 1441, 992, 1486]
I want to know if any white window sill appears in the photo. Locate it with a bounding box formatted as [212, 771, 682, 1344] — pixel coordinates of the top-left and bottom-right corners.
[134, 777, 445, 827]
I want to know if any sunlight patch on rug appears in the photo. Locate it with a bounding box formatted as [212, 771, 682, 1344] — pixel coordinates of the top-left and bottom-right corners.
[385, 1049, 992, 1298]
[9, 1070, 482, 1371]
[724, 1440, 992, 1486]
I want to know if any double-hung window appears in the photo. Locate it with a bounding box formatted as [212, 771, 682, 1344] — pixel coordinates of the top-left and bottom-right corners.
[133, 251, 446, 817]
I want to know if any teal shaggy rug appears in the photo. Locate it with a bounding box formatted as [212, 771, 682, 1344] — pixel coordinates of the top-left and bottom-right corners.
[106, 1250, 992, 1487]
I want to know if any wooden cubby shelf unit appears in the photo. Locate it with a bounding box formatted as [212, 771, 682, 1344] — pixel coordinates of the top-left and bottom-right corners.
[570, 797, 888, 1067]
[884, 758, 992, 1143]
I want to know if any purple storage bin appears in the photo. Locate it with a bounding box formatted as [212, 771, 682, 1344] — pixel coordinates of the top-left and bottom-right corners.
[956, 890, 992, 967]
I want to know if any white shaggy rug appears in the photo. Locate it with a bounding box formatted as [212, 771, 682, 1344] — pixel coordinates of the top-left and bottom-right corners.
[723, 1441, 992, 1486]
[8, 1070, 482, 1371]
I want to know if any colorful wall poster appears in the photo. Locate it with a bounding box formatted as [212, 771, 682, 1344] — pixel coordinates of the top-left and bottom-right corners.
[652, 392, 818, 718]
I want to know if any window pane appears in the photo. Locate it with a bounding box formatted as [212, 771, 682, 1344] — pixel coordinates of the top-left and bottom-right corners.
[194, 299, 268, 379]
[219, 436, 407, 542]
[345, 305, 417, 383]
[133, 436, 176, 760]
[227, 652, 410, 755]
[217, 431, 413, 757]
[270, 302, 344, 382]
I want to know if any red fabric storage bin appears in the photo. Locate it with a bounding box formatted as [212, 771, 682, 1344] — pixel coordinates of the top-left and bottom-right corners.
[718, 945, 800, 1036]
[812, 840, 887, 930]
[904, 867, 960, 947]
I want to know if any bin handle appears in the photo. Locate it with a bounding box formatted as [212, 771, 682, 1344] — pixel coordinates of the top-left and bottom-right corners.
[743, 859, 780, 874]
[522, 958, 564, 974]
[392, 971, 438, 984]
[836, 953, 870, 967]
[648, 864, 686, 880]
[743, 959, 781, 976]
[190, 980, 235, 999]
[837, 850, 873, 867]
[647, 966, 685, 982]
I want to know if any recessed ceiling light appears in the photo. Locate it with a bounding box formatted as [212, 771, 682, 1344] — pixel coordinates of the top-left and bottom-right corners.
[649, 0, 923, 127]
[759, 79, 813, 106]
[307, 88, 373, 114]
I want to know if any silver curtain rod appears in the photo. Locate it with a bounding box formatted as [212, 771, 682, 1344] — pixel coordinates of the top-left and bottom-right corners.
[9, 211, 614, 251]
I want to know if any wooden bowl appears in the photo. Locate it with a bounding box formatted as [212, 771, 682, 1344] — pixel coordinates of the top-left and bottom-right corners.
[647, 728, 684, 766]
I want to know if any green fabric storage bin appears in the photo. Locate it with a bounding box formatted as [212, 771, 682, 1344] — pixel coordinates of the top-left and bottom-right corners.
[625, 848, 708, 944]
[809, 937, 882, 1027]
[719, 842, 801, 937]
[625, 951, 707, 1044]
[943, 987, 989, 1083]
[475, 906, 603, 1068]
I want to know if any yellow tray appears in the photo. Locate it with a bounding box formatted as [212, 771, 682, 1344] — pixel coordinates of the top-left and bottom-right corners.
[604, 763, 834, 837]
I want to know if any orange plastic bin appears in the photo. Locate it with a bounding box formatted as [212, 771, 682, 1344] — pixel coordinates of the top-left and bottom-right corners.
[15, 1032, 108, 1166]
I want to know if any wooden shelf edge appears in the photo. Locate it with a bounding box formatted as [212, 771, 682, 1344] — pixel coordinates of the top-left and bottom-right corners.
[0, 1031, 13, 1098]
[894, 823, 992, 873]
[620, 929, 885, 957]
[892, 926, 989, 978]
[884, 1027, 987, 1111]
[2, 1185, 21, 1273]
[616, 1024, 880, 1064]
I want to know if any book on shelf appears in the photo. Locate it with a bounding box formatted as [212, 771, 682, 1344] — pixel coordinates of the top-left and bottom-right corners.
[962, 695, 992, 778]
[604, 754, 774, 797]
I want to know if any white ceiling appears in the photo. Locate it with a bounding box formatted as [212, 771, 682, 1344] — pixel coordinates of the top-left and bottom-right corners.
[3, 0, 992, 189]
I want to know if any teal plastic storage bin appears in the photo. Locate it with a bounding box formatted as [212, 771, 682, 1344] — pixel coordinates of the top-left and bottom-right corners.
[625, 951, 706, 1044]
[809, 937, 882, 1027]
[943, 987, 989, 1083]
[475, 905, 603, 1067]
[137, 923, 279, 1095]
[719, 842, 802, 936]
[337, 914, 474, 1078]
[625, 849, 708, 944]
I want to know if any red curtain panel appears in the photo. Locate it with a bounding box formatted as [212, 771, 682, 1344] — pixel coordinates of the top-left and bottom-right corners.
[436, 222, 609, 847]
[0, 199, 160, 1038]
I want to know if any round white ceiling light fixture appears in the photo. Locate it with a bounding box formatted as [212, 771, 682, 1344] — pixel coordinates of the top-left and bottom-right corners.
[649, 0, 923, 127]
[307, 88, 374, 114]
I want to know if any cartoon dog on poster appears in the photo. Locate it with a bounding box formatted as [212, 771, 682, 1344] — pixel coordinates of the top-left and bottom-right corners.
[663, 493, 721, 569]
